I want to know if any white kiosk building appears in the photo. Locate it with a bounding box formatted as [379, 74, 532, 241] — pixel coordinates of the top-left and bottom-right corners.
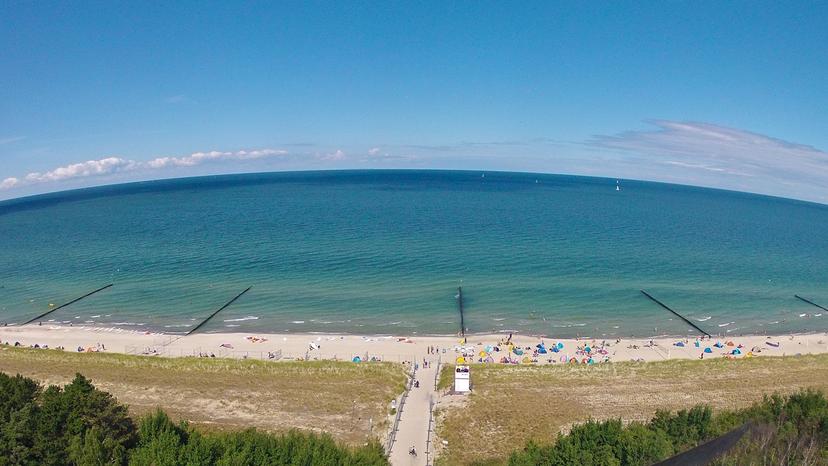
[454, 365, 470, 393]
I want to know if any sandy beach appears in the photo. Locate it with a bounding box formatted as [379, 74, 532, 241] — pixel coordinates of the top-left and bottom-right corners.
[2, 324, 828, 365]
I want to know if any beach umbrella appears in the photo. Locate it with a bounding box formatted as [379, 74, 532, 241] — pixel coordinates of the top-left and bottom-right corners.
[556, 342, 564, 349]
[551, 346, 559, 353]
[456, 356, 466, 364]
[522, 356, 531, 364]
[731, 348, 741, 355]
[674, 342, 685, 347]
[584, 346, 591, 353]
[704, 347, 713, 353]
[479, 350, 487, 358]
[538, 347, 547, 354]
[352, 356, 361, 363]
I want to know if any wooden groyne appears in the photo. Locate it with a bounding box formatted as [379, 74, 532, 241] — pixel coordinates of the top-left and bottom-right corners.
[795, 295, 828, 313]
[457, 286, 466, 337]
[640, 289, 711, 337]
[20, 284, 113, 326]
[186, 287, 252, 336]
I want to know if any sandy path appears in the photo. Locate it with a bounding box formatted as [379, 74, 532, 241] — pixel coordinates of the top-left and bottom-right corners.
[389, 354, 438, 466]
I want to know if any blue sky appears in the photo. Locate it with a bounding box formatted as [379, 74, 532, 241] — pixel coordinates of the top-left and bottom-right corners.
[2, 1, 827, 202]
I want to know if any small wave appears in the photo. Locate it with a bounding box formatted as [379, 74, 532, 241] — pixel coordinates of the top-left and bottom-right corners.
[799, 313, 808, 318]
[816, 313, 823, 317]
[163, 323, 192, 328]
[492, 318, 507, 321]
[769, 320, 780, 325]
[695, 316, 712, 322]
[718, 322, 733, 327]
[112, 322, 146, 326]
[290, 320, 305, 324]
[224, 316, 259, 322]
[225, 324, 240, 328]
[91, 315, 101, 318]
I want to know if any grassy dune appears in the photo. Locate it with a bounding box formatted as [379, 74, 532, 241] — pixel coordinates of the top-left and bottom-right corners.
[0, 346, 407, 445]
[435, 354, 828, 465]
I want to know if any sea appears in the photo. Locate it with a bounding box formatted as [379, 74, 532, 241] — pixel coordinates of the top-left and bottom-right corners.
[1, 170, 827, 338]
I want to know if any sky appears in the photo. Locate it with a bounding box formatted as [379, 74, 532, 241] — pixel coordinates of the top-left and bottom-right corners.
[2, 1, 827, 203]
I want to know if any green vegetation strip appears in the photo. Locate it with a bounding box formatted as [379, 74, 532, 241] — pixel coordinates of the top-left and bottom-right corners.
[436, 354, 828, 465]
[0, 372, 389, 465]
[0, 347, 407, 445]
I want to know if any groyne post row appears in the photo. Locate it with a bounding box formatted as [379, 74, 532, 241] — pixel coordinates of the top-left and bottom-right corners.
[457, 286, 466, 337]
[795, 295, 828, 313]
[20, 284, 114, 326]
[639, 290, 711, 337]
[186, 286, 252, 336]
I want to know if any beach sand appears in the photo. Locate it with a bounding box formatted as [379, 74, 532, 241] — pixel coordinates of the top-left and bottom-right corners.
[2, 325, 827, 364]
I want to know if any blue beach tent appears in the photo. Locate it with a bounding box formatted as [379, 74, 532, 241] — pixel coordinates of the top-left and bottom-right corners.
[704, 347, 713, 354]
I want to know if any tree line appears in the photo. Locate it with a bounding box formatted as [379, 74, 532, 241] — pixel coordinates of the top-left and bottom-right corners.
[507, 389, 828, 465]
[0, 372, 388, 466]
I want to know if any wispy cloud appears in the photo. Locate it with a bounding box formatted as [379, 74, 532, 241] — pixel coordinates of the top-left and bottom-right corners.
[0, 136, 25, 145]
[591, 120, 828, 176]
[589, 120, 828, 202]
[164, 94, 189, 104]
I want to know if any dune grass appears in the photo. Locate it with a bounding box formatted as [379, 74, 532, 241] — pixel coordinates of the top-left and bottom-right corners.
[0, 346, 407, 444]
[435, 353, 828, 465]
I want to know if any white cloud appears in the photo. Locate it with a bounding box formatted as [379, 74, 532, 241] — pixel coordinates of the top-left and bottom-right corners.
[146, 149, 287, 169]
[1, 177, 19, 189]
[23, 157, 136, 183]
[368, 147, 381, 156]
[321, 149, 346, 161]
[1, 148, 289, 191]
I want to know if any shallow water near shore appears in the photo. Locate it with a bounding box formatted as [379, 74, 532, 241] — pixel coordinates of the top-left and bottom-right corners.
[1, 170, 828, 338]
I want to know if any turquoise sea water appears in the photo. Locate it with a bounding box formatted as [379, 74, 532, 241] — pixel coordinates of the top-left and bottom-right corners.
[1, 170, 827, 338]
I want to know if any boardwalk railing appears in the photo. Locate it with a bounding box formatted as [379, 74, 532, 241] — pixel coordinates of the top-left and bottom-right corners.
[425, 397, 436, 466]
[433, 353, 442, 391]
[386, 366, 415, 454]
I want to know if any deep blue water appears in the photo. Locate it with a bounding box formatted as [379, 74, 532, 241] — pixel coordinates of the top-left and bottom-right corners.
[1, 170, 827, 338]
